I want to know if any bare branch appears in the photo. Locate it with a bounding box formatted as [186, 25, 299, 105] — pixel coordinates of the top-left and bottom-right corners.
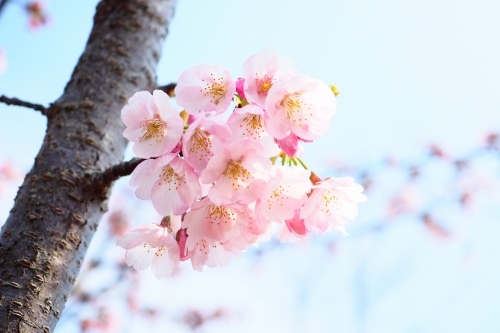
[157, 82, 177, 97]
[0, 95, 47, 114]
[91, 158, 145, 188]
[0, 0, 9, 17]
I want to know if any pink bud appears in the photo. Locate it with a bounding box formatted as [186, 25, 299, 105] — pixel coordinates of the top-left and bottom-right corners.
[309, 172, 322, 185]
[176, 228, 190, 261]
[285, 210, 307, 236]
[276, 133, 304, 158]
[235, 78, 246, 100]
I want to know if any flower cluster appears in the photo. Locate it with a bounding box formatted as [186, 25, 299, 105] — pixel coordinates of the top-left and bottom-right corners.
[117, 48, 367, 277]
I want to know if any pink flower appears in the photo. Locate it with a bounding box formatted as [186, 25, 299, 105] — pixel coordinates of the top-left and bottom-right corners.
[116, 222, 180, 278]
[187, 237, 235, 271]
[122, 90, 183, 158]
[175, 64, 236, 115]
[129, 154, 201, 216]
[182, 198, 249, 243]
[181, 200, 260, 271]
[256, 166, 311, 224]
[265, 75, 336, 141]
[182, 115, 231, 175]
[201, 139, 271, 205]
[300, 177, 367, 234]
[226, 105, 280, 157]
[242, 47, 299, 108]
[185, 204, 262, 272]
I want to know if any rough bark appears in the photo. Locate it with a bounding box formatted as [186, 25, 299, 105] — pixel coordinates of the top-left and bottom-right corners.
[0, 0, 177, 331]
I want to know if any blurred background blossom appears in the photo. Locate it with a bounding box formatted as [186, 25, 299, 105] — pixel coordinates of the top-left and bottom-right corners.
[0, 0, 499, 332]
[0, 47, 6, 75]
[25, 1, 49, 30]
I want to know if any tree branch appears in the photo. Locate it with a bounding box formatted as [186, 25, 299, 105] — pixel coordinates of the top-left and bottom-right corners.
[0, 95, 47, 114]
[92, 157, 145, 188]
[0, 0, 9, 18]
[158, 82, 177, 97]
[0, 0, 178, 330]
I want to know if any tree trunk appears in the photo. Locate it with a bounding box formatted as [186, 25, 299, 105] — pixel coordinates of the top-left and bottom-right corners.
[0, 0, 177, 331]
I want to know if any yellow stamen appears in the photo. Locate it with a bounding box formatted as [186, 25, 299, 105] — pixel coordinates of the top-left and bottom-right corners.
[202, 74, 227, 105]
[207, 205, 236, 225]
[255, 74, 274, 96]
[140, 117, 166, 143]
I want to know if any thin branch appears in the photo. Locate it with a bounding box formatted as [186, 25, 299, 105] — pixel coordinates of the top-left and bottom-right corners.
[0, 95, 47, 114]
[0, 0, 9, 18]
[91, 158, 145, 188]
[157, 82, 177, 97]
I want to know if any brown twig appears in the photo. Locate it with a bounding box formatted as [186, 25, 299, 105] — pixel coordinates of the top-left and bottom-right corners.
[0, 95, 47, 114]
[91, 158, 145, 189]
[157, 82, 177, 97]
[0, 0, 9, 18]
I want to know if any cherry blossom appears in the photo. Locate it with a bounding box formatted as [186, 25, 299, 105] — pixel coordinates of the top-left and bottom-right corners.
[184, 205, 263, 271]
[116, 221, 180, 279]
[130, 154, 201, 216]
[201, 139, 271, 205]
[175, 64, 235, 115]
[122, 90, 183, 158]
[182, 115, 231, 175]
[242, 47, 299, 108]
[265, 75, 336, 141]
[300, 177, 367, 234]
[226, 104, 280, 157]
[187, 237, 235, 271]
[182, 198, 249, 243]
[118, 50, 366, 276]
[255, 166, 311, 224]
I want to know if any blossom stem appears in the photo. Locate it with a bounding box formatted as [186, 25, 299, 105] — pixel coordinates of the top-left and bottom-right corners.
[296, 158, 309, 170]
[282, 154, 291, 166]
[234, 93, 248, 107]
[180, 110, 189, 126]
[160, 215, 173, 232]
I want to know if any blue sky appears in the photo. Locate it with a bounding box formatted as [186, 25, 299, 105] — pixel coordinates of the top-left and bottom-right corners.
[1, 0, 499, 168]
[1, 1, 499, 332]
